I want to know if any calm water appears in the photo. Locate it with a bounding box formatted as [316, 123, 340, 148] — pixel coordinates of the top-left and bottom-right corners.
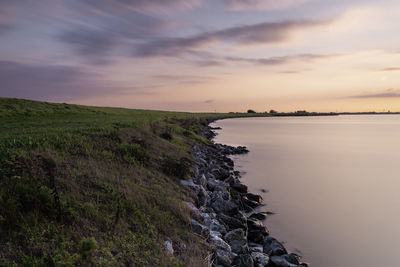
[212, 115, 400, 267]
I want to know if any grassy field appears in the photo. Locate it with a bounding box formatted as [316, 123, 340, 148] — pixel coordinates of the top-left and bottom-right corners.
[0, 98, 267, 266]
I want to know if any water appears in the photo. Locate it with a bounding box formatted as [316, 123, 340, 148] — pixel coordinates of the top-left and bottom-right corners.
[211, 115, 400, 267]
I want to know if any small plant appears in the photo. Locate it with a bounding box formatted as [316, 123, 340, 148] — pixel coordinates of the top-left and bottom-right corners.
[160, 126, 173, 140]
[79, 237, 98, 259]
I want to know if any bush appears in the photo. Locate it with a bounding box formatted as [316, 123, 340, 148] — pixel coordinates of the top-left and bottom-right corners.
[79, 237, 98, 258]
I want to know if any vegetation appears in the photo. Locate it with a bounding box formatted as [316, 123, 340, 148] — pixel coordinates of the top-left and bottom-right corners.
[0, 98, 267, 266]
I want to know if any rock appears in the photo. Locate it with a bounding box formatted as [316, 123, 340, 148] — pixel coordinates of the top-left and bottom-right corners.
[229, 239, 250, 254]
[248, 230, 267, 244]
[218, 213, 247, 231]
[183, 201, 200, 217]
[193, 174, 207, 187]
[213, 249, 233, 267]
[245, 193, 263, 203]
[242, 196, 260, 208]
[198, 185, 210, 207]
[210, 234, 231, 252]
[251, 252, 270, 267]
[211, 190, 230, 202]
[249, 243, 264, 253]
[224, 228, 245, 244]
[249, 212, 267, 221]
[211, 199, 238, 215]
[191, 219, 210, 237]
[270, 254, 301, 267]
[248, 219, 269, 235]
[208, 219, 228, 235]
[231, 182, 248, 193]
[263, 237, 287, 256]
[233, 253, 254, 267]
[164, 238, 174, 255]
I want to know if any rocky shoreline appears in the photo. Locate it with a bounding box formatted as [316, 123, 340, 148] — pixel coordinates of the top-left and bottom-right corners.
[180, 124, 309, 266]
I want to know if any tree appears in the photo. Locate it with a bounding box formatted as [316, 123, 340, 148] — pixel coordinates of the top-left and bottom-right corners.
[247, 109, 256, 113]
[269, 109, 277, 114]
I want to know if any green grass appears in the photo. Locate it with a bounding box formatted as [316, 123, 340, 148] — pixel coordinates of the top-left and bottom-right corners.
[0, 98, 268, 266]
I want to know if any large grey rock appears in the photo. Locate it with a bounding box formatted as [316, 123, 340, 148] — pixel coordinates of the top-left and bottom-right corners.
[218, 213, 247, 231]
[233, 254, 254, 267]
[211, 199, 238, 215]
[213, 249, 233, 267]
[229, 239, 249, 254]
[224, 228, 245, 244]
[191, 219, 210, 238]
[211, 190, 230, 202]
[210, 233, 232, 252]
[183, 201, 200, 217]
[251, 252, 270, 267]
[263, 237, 287, 256]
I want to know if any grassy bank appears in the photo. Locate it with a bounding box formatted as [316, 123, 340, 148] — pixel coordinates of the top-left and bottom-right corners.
[0, 98, 266, 266]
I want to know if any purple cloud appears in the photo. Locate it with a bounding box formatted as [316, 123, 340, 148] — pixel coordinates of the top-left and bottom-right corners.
[134, 20, 329, 57]
[222, 0, 310, 11]
[225, 53, 342, 65]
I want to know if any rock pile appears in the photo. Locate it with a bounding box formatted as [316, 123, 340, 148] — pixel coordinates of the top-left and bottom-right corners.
[180, 126, 308, 267]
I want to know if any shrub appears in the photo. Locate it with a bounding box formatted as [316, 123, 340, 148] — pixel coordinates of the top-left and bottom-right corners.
[79, 237, 98, 258]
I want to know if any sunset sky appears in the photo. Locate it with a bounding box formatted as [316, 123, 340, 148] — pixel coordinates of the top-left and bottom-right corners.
[1, 0, 400, 112]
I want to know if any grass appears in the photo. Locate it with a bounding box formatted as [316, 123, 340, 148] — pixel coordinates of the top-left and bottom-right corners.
[0, 98, 268, 266]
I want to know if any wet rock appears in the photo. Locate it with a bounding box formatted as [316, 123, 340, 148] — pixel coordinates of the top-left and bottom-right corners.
[249, 212, 268, 221]
[242, 196, 261, 208]
[251, 252, 270, 267]
[248, 219, 269, 235]
[263, 237, 287, 256]
[245, 193, 263, 203]
[231, 182, 248, 193]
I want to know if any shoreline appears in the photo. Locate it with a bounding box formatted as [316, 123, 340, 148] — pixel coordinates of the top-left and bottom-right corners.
[181, 122, 308, 266]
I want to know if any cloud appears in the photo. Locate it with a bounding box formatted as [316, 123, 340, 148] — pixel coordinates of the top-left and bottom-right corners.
[222, 0, 310, 11]
[378, 67, 400, 72]
[59, 28, 118, 63]
[57, 10, 168, 63]
[0, 60, 122, 101]
[204, 99, 215, 104]
[225, 53, 342, 65]
[349, 89, 400, 98]
[134, 20, 329, 57]
[79, 0, 202, 13]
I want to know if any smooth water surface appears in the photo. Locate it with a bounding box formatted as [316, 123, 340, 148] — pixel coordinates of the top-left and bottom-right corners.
[212, 115, 400, 267]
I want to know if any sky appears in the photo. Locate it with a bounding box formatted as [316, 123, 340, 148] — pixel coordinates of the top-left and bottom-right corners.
[1, 0, 400, 112]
